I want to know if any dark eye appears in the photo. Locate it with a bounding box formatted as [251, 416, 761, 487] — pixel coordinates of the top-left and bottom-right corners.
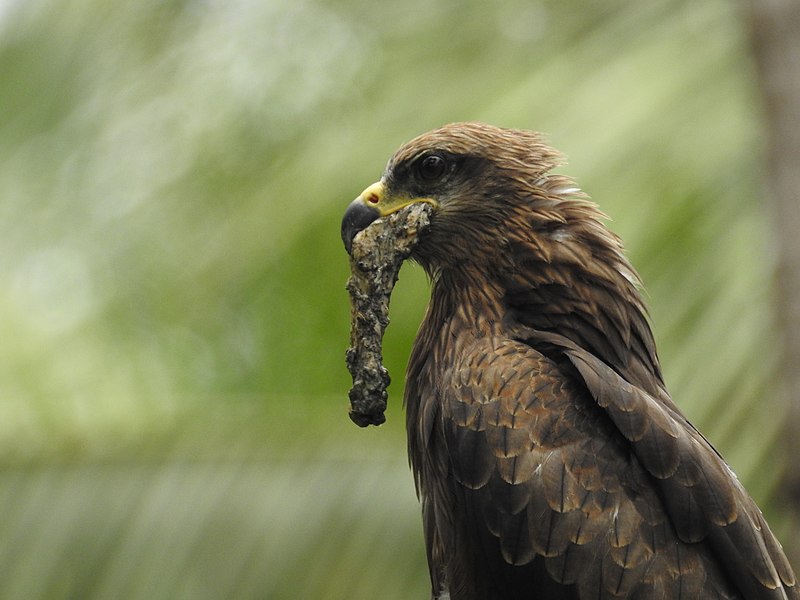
[417, 153, 447, 181]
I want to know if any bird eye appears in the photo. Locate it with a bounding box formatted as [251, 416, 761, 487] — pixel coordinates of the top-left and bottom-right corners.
[417, 154, 447, 181]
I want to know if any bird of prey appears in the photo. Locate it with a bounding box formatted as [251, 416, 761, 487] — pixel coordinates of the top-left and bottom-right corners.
[341, 122, 798, 599]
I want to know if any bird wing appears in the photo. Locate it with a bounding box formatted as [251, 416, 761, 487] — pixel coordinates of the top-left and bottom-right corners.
[439, 332, 797, 599]
[554, 331, 799, 600]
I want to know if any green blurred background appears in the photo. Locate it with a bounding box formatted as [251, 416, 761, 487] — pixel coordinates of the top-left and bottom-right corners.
[0, 0, 796, 598]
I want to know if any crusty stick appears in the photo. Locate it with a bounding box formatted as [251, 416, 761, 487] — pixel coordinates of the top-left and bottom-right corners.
[344, 203, 433, 427]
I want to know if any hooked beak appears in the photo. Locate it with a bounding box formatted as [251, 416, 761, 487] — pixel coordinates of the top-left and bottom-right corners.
[341, 181, 436, 253]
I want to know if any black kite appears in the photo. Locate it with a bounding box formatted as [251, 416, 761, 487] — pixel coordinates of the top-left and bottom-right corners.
[341, 122, 798, 599]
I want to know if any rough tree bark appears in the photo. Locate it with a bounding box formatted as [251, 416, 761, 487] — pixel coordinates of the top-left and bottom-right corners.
[747, 0, 800, 565]
[344, 203, 433, 427]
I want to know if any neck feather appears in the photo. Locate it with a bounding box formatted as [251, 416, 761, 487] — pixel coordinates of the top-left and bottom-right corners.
[411, 192, 664, 396]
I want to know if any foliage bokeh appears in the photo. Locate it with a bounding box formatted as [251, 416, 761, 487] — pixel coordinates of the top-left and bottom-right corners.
[0, 0, 792, 598]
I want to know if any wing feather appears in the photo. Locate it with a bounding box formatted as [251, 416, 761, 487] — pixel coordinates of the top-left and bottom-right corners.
[554, 335, 798, 599]
[452, 425, 495, 490]
[431, 332, 799, 599]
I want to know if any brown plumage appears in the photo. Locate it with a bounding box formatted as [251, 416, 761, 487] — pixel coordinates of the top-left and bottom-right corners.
[342, 122, 798, 599]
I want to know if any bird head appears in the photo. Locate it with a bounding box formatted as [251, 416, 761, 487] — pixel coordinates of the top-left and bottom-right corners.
[341, 122, 568, 269]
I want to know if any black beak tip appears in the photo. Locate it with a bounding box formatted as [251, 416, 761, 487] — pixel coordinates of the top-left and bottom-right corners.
[342, 199, 380, 254]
